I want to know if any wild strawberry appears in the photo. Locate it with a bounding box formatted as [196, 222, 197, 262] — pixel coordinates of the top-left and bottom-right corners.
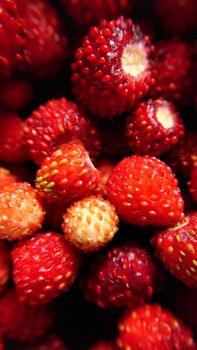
[189, 167, 197, 202]
[99, 119, 130, 159]
[62, 196, 119, 252]
[150, 40, 195, 107]
[0, 111, 28, 163]
[154, 0, 197, 35]
[61, 0, 134, 29]
[0, 0, 25, 78]
[21, 0, 68, 77]
[89, 341, 116, 350]
[107, 155, 184, 226]
[71, 17, 155, 118]
[24, 98, 101, 166]
[126, 99, 184, 156]
[0, 78, 33, 112]
[0, 167, 17, 187]
[12, 232, 81, 305]
[0, 182, 45, 241]
[165, 129, 197, 179]
[152, 212, 197, 287]
[94, 159, 115, 198]
[0, 241, 11, 293]
[80, 242, 162, 308]
[0, 289, 54, 343]
[35, 140, 100, 202]
[117, 303, 196, 350]
[19, 334, 70, 350]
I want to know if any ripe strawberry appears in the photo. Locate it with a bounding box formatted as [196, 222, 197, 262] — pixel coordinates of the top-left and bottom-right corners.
[24, 98, 101, 166]
[0, 167, 17, 187]
[0, 182, 45, 241]
[0, 111, 28, 163]
[94, 159, 115, 198]
[61, 0, 134, 29]
[107, 155, 184, 226]
[12, 232, 81, 305]
[0, 289, 54, 343]
[189, 167, 197, 202]
[152, 212, 197, 287]
[20, 334, 70, 350]
[62, 196, 119, 252]
[80, 242, 162, 308]
[35, 140, 100, 202]
[117, 303, 196, 350]
[165, 129, 197, 178]
[21, 0, 68, 77]
[150, 40, 195, 107]
[126, 99, 184, 156]
[71, 17, 155, 118]
[154, 0, 197, 35]
[89, 341, 116, 350]
[0, 78, 33, 111]
[0, 0, 25, 78]
[0, 241, 11, 293]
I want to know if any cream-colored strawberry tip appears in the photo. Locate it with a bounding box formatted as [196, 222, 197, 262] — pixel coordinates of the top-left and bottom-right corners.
[156, 105, 174, 129]
[121, 42, 148, 78]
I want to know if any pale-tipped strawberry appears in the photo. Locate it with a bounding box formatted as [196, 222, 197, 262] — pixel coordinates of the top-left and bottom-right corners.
[12, 232, 81, 305]
[126, 99, 184, 156]
[80, 242, 162, 308]
[71, 17, 155, 118]
[0, 289, 54, 343]
[62, 196, 119, 252]
[117, 303, 196, 350]
[188, 167, 197, 202]
[152, 212, 197, 287]
[0, 182, 45, 241]
[36, 140, 100, 202]
[24, 98, 101, 166]
[107, 155, 184, 226]
[0, 111, 28, 163]
[0, 241, 11, 293]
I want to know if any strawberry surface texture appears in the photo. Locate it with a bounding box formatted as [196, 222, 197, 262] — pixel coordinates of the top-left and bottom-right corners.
[0, 0, 196, 349]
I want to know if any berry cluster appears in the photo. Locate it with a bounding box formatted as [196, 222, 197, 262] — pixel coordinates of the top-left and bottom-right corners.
[0, 0, 196, 349]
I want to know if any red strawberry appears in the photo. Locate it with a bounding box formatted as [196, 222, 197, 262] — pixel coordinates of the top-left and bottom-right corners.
[0, 167, 17, 187]
[19, 334, 70, 350]
[150, 40, 195, 107]
[61, 0, 134, 29]
[12, 232, 81, 304]
[89, 341, 116, 350]
[21, 0, 68, 77]
[80, 242, 162, 308]
[0, 289, 54, 343]
[107, 155, 184, 226]
[188, 167, 197, 202]
[0, 182, 45, 241]
[165, 129, 197, 179]
[0, 0, 25, 78]
[71, 17, 155, 118]
[62, 196, 119, 252]
[117, 303, 196, 350]
[154, 0, 197, 34]
[126, 99, 184, 156]
[24, 98, 101, 166]
[0, 241, 11, 293]
[35, 140, 100, 202]
[0, 78, 33, 112]
[94, 159, 115, 198]
[152, 212, 197, 287]
[0, 111, 28, 163]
